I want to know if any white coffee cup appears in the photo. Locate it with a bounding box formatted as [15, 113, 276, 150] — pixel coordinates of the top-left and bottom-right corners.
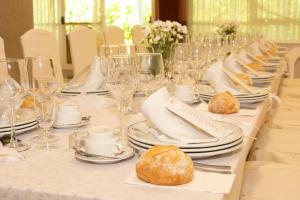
[84, 126, 122, 156]
[56, 104, 82, 125]
[174, 85, 194, 102]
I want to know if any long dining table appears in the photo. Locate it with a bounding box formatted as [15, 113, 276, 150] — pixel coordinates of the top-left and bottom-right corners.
[0, 64, 285, 200]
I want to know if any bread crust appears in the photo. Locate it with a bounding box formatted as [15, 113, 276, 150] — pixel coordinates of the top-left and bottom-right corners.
[136, 145, 194, 186]
[208, 91, 239, 114]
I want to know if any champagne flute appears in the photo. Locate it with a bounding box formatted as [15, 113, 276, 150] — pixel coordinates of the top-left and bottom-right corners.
[29, 57, 59, 147]
[0, 58, 31, 151]
[105, 55, 137, 140]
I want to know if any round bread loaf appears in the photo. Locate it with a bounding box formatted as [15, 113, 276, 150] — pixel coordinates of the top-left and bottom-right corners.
[208, 91, 239, 114]
[21, 96, 34, 109]
[136, 145, 194, 186]
[247, 62, 264, 71]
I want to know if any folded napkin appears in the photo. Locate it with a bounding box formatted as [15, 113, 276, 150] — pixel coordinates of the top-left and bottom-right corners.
[236, 49, 253, 64]
[223, 53, 244, 74]
[196, 103, 257, 117]
[202, 61, 240, 95]
[141, 87, 222, 144]
[125, 171, 235, 194]
[248, 42, 264, 57]
[64, 56, 105, 92]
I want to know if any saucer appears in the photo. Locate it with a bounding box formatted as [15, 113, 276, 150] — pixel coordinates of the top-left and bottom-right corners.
[53, 117, 90, 129]
[75, 145, 135, 164]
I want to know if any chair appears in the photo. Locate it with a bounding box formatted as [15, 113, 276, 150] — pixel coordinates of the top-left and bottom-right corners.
[131, 25, 147, 53]
[20, 29, 64, 83]
[240, 161, 300, 200]
[103, 25, 124, 45]
[131, 25, 145, 44]
[288, 46, 300, 78]
[68, 26, 98, 75]
[0, 36, 6, 59]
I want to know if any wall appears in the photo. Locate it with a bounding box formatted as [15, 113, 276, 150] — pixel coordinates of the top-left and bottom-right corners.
[0, 0, 34, 58]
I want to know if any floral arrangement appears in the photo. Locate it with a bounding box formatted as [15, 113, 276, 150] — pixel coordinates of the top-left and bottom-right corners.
[142, 20, 188, 69]
[216, 21, 239, 36]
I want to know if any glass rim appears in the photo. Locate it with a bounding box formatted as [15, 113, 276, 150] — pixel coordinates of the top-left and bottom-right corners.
[136, 52, 163, 56]
[25, 56, 55, 62]
[0, 58, 25, 63]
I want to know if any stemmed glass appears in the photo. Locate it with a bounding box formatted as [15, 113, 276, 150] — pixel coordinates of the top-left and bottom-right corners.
[0, 58, 31, 151]
[136, 53, 165, 96]
[28, 57, 59, 149]
[105, 55, 138, 140]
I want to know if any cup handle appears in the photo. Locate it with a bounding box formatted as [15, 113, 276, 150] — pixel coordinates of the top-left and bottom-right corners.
[113, 142, 123, 154]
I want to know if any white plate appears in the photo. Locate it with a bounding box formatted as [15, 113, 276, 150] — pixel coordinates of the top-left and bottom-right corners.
[61, 89, 109, 94]
[53, 118, 90, 129]
[127, 121, 243, 148]
[75, 145, 135, 164]
[128, 136, 243, 153]
[0, 123, 38, 137]
[129, 141, 243, 159]
[0, 109, 38, 129]
[198, 87, 270, 98]
[0, 120, 38, 132]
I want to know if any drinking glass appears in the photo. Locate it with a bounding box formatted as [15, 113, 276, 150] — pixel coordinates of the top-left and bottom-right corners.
[29, 57, 59, 147]
[0, 58, 31, 151]
[136, 53, 165, 96]
[105, 55, 138, 140]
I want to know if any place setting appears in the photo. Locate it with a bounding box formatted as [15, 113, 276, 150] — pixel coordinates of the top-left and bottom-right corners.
[61, 56, 109, 96]
[72, 126, 135, 164]
[127, 87, 244, 159]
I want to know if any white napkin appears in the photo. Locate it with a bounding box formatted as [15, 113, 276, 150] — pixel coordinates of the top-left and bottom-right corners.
[196, 103, 257, 117]
[125, 171, 235, 194]
[223, 53, 244, 74]
[236, 49, 253, 64]
[141, 87, 217, 144]
[202, 61, 240, 95]
[65, 56, 104, 92]
[248, 42, 264, 57]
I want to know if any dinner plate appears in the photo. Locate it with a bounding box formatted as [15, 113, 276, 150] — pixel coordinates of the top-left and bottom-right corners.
[127, 120, 243, 148]
[128, 136, 243, 153]
[0, 123, 39, 137]
[0, 120, 38, 132]
[61, 88, 109, 95]
[53, 118, 90, 129]
[129, 141, 243, 159]
[75, 145, 135, 164]
[0, 109, 38, 129]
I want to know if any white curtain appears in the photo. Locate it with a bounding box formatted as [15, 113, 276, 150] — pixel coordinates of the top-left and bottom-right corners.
[189, 0, 300, 41]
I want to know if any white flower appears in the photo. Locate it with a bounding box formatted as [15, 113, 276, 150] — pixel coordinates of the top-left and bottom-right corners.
[153, 35, 161, 42]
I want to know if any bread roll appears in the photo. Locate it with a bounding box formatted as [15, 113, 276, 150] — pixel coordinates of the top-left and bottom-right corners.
[208, 91, 239, 114]
[136, 145, 194, 186]
[21, 96, 34, 109]
[234, 73, 253, 86]
[247, 62, 264, 71]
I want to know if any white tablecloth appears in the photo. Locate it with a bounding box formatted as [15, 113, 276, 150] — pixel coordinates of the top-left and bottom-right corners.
[0, 70, 284, 200]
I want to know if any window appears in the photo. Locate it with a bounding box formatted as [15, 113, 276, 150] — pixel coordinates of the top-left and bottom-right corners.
[189, 0, 300, 41]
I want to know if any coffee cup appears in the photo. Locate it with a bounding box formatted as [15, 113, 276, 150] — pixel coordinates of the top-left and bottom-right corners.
[174, 85, 195, 102]
[84, 126, 122, 156]
[56, 104, 82, 125]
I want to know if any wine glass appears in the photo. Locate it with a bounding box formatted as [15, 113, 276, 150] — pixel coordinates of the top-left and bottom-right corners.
[105, 55, 138, 140]
[136, 53, 165, 96]
[0, 58, 31, 151]
[29, 57, 59, 148]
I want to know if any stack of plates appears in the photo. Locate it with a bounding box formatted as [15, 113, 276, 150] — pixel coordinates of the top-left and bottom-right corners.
[0, 109, 39, 137]
[251, 71, 275, 84]
[197, 86, 270, 104]
[61, 88, 109, 95]
[127, 121, 243, 159]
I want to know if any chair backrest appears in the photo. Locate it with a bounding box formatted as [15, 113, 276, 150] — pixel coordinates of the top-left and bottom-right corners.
[20, 29, 64, 83]
[131, 25, 146, 44]
[288, 46, 300, 78]
[103, 25, 124, 45]
[68, 26, 98, 75]
[0, 36, 6, 59]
